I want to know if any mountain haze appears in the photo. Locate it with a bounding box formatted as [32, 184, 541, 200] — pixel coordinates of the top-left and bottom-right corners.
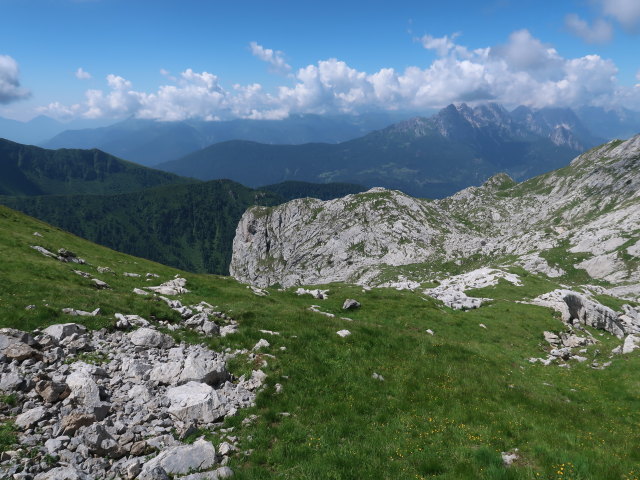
[158, 103, 600, 198]
[42, 113, 409, 166]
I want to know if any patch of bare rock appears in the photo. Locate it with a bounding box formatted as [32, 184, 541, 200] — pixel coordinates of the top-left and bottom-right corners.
[0, 320, 265, 479]
[528, 289, 640, 368]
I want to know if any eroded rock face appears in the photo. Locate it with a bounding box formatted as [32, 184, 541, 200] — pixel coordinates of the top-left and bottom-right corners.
[230, 135, 640, 290]
[230, 190, 446, 287]
[532, 289, 627, 338]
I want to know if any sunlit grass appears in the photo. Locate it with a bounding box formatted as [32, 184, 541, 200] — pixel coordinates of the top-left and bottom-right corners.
[1, 205, 639, 479]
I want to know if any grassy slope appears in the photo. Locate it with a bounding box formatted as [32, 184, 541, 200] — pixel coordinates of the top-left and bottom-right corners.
[1, 206, 640, 479]
[0, 180, 282, 275]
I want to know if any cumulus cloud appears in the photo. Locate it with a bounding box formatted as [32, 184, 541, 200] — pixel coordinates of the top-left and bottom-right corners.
[565, 14, 613, 43]
[75, 67, 92, 80]
[0, 55, 30, 104]
[420, 33, 467, 57]
[249, 42, 291, 75]
[599, 0, 640, 31]
[38, 30, 640, 121]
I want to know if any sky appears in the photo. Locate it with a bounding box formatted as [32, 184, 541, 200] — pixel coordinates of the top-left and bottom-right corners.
[1, 0, 640, 122]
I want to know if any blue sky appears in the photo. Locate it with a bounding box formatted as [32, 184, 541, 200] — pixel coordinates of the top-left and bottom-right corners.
[1, 0, 639, 121]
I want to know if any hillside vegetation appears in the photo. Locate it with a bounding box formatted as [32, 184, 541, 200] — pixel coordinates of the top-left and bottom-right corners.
[0, 138, 193, 196]
[1, 206, 640, 479]
[1, 180, 281, 275]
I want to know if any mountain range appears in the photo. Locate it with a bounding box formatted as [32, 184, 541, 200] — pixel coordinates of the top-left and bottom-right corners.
[41, 112, 410, 166]
[0, 115, 113, 145]
[157, 103, 604, 198]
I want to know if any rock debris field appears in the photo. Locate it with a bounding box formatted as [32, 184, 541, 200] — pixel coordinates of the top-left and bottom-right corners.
[1, 246, 269, 479]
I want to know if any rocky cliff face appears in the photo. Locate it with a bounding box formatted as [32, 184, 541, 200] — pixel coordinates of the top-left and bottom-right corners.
[230, 135, 640, 293]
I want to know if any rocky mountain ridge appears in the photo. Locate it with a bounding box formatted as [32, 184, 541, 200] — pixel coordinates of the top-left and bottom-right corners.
[157, 102, 595, 198]
[230, 135, 640, 298]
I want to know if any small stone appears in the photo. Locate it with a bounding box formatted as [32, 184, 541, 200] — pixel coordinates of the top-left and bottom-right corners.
[336, 330, 351, 337]
[252, 339, 270, 351]
[61, 412, 96, 435]
[501, 449, 519, 467]
[92, 278, 110, 289]
[15, 406, 48, 429]
[342, 299, 361, 310]
[128, 327, 175, 349]
[3, 342, 38, 361]
[42, 323, 86, 342]
[166, 382, 222, 424]
[34, 466, 88, 480]
[141, 438, 216, 475]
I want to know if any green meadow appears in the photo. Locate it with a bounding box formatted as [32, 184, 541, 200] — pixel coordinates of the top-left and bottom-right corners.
[1, 205, 639, 480]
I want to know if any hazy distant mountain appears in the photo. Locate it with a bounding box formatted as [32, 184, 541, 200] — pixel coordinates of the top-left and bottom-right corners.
[0, 138, 192, 196]
[0, 115, 113, 145]
[42, 112, 413, 166]
[575, 106, 640, 141]
[156, 103, 600, 198]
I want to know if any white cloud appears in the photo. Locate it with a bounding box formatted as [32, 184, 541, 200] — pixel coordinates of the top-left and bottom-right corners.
[0, 54, 30, 104]
[599, 0, 640, 31]
[75, 67, 92, 80]
[420, 33, 466, 57]
[38, 30, 640, 121]
[249, 42, 291, 75]
[565, 14, 613, 43]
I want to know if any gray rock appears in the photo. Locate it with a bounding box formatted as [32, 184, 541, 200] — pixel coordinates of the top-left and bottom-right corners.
[92, 278, 110, 289]
[146, 277, 190, 295]
[61, 308, 100, 317]
[533, 290, 626, 338]
[3, 342, 39, 361]
[44, 436, 70, 455]
[179, 350, 229, 386]
[252, 339, 270, 351]
[180, 467, 235, 479]
[543, 331, 560, 345]
[66, 366, 101, 408]
[35, 380, 70, 403]
[0, 328, 35, 349]
[501, 450, 519, 467]
[137, 466, 170, 480]
[166, 382, 223, 424]
[15, 406, 48, 429]
[142, 438, 216, 475]
[564, 292, 625, 338]
[342, 299, 361, 310]
[61, 412, 96, 435]
[42, 323, 87, 342]
[81, 423, 125, 458]
[0, 371, 25, 391]
[128, 328, 175, 349]
[33, 466, 88, 480]
[622, 334, 640, 354]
